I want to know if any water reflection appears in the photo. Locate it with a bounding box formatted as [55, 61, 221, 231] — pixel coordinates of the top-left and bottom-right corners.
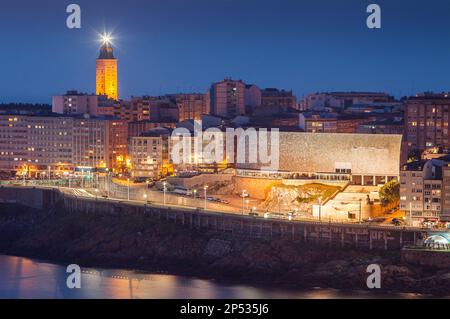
[0, 255, 432, 299]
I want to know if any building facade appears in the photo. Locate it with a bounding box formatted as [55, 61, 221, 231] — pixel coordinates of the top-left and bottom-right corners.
[237, 132, 402, 186]
[404, 93, 450, 153]
[0, 114, 127, 175]
[299, 112, 372, 133]
[176, 93, 209, 122]
[400, 159, 447, 226]
[302, 92, 395, 110]
[129, 129, 170, 179]
[209, 78, 246, 117]
[261, 88, 296, 109]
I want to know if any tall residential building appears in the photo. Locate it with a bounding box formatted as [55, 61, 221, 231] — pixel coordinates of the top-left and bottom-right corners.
[209, 78, 246, 117]
[129, 128, 170, 179]
[261, 88, 296, 109]
[0, 114, 128, 175]
[0, 115, 73, 175]
[441, 163, 450, 222]
[175, 93, 209, 122]
[404, 93, 450, 153]
[244, 85, 262, 110]
[96, 42, 118, 100]
[400, 158, 447, 226]
[114, 97, 179, 123]
[52, 91, 102, 115]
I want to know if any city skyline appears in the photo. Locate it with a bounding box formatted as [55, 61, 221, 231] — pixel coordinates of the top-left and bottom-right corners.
[2, 0, 450, 103]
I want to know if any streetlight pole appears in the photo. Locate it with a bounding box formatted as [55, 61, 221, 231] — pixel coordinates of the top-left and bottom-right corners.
[359, 198, 362, 223]
[127, 178, 130, 201]
[409, 202, 412, 227]
[204, 185, 208, 210]
[163, 182, 167, 205]
[318, 198, 322, 222]
[242, 189, 246, 214]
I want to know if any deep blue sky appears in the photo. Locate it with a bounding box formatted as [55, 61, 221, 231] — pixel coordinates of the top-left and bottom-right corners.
[1, 0, 450, 103]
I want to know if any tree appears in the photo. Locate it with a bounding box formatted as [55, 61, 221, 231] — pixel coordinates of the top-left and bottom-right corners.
[379, 180, 400, 206]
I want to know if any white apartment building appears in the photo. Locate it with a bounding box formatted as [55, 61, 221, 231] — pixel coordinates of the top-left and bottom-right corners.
[129, 129, 170, 179]
[400, 159, 445, 226]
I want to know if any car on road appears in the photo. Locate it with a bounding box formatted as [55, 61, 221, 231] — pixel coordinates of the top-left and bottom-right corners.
[391, 218, 404, 226]
[249, 212, 259, 217]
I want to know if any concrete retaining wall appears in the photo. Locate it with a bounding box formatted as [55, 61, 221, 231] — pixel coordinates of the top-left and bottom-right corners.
[62, 194, 425, 251]
[0, 186, 430, 251]
[0, 186, 61, 209]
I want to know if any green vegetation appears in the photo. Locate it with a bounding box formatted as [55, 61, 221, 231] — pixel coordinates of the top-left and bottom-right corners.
[295, 183, 341, 204]
[379, 180, 400, 206]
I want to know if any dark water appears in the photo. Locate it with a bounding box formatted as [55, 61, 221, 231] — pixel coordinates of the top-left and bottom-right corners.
[0, 255, 427, 299]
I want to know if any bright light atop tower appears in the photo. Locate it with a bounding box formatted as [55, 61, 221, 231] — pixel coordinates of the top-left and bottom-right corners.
[100, 33, 113, 45]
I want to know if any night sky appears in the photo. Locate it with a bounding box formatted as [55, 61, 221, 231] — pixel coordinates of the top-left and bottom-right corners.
[1, 0, 450, 103]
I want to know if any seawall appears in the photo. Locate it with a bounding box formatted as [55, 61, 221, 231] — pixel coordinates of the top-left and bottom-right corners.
[0, 186, 428, 251]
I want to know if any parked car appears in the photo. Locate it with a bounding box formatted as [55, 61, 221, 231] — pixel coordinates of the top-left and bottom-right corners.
[391, 218, 404, 226]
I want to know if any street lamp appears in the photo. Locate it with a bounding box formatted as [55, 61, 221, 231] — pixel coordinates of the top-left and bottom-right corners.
[95, 188, 99, 200]
[318, 198, 322, 222]
[193, 189, 197, 199]
[359, 198, 362, 223]
[163, 182, 167, 205]
[204, 185, 208, 210]
[246, 199, 250, 212]
[409, 202, 413, 227]
[242, 189, 247, 214]
[127, 178, 130, 201]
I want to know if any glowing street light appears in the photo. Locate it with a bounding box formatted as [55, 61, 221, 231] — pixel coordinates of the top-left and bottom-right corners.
[193, 189, 197, 199]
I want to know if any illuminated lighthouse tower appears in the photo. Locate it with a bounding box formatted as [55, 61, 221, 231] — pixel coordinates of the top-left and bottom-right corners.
[96, 34, 118, 100]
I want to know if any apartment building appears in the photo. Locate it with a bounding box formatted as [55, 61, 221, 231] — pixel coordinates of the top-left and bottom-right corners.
[175, 93, 209, 122]
[404, 93, 450, 153]
[209, 78, 246, 117]
[400, 158, 447, 226]
[128, 128, 170, 179]
[0, 114, 127, 175]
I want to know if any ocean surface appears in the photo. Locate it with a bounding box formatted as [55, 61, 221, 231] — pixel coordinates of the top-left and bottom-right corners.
[0, 255, 429, 299]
